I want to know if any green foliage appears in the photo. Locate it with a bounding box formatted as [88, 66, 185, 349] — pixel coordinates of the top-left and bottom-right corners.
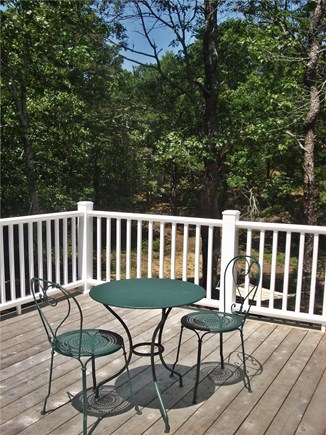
[1, 0, 138, 215]
[1, 0, 325, 225]
[152, 132, 205, 213]
[216, 10, 325, 222]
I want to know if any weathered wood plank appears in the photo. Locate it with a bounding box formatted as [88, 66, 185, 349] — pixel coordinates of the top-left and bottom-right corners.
[295, 337, 326, 435]
[26, 309, 194, 434]
[230, 330, 322, 435]
[168, 322, 292, 435]
[143, 321, 279, 435]
[1, 296, 325, 435]
[107, 320, 267, 435]
[265, 332, 326, 435]
[0, 304, 192, 433]
[0, 307, 186, 422]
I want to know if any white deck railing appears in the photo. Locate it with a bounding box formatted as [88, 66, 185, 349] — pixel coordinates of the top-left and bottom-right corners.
[1, 201, 325, 330]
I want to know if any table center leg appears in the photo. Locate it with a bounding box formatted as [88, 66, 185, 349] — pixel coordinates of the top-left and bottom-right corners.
[150, 308, 183, 433]
[151, 308, 171, 433]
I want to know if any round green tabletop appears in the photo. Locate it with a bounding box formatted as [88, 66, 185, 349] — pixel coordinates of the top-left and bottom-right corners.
[90, 278, 205, 309]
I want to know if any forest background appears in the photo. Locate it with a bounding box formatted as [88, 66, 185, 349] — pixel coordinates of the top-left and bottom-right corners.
[1, 0, 325, 229]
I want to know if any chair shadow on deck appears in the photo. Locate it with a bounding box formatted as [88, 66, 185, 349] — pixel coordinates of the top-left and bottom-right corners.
[67, 351, 262, 433]
[184, 351, 263, 404]
[200, 350, 263, 388]
[115, 352, 262, 410]
[69, 385, 135, 417]
[69, 383, 137, 434]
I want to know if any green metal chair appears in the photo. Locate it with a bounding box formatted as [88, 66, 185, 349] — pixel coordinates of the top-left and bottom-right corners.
[31, 277, 140, 434]
[172, 255, 261, 404]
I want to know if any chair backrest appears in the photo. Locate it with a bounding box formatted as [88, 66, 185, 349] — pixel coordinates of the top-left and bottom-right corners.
[223, 255, 261, 317]
[31, 277, 83, 355]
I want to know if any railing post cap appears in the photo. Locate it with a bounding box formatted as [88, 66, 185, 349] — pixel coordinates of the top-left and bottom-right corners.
[77, 201, 94, 211]
[222, 210, 240, 217]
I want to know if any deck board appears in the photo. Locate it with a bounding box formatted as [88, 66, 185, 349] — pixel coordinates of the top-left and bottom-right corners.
[1, 292, 325, 435]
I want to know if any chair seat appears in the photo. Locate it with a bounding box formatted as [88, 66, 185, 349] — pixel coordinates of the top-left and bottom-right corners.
[181, 310, 244, 333]
[54, 329, 124, 357]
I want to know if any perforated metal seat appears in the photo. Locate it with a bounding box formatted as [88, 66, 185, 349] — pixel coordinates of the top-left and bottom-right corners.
[31, 278, 140, 434]
[54, 329, 123, 357]
[172, 255, 261, 404]
[181, 310, 244, 333]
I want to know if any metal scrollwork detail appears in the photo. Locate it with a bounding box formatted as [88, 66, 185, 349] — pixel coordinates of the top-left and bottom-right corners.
[39, 291, 57, 307]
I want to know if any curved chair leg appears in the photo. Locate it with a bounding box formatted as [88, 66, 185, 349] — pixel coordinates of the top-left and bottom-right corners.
[42, 349, 55, 415]
[219, 333, 224, 369]
[81, 365, 88, 435]
[240, 328, 251, 392]
[192, 335, 203, 404]
[91, 356, 98, 397]
[171, 325, 184, 377]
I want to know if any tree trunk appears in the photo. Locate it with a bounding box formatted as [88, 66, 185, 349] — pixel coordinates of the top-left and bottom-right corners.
[200, 0, 221, 289]
[302, 0, 324, 294]
[118, 0, 226, 288]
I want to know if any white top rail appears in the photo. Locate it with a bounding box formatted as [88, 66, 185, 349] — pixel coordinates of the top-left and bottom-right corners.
[89, 210, 223, 227]
[237, 220, 326, 234]
[0, 211, 82, 225]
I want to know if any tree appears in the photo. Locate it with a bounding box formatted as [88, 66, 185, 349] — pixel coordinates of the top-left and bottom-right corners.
[302, 0, 325, 227]
[1, 0, 126, 216]
[301, 0, 325, 291]
[2, 0, 41, 214]
[111, 0, 230, 213]
[237, 0, 326, 294]
[102, 0, 232, 287]
[238, 0, 325, 224]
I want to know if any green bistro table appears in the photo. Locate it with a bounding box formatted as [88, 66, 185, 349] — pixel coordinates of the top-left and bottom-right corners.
[90, 278, 205, 433]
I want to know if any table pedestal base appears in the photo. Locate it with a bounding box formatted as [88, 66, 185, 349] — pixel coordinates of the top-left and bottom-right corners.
[132, 342, 164, 357]
[104, 305, 182, 433]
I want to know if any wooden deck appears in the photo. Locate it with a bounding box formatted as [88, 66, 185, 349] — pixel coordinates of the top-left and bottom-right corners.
[1, 292, 325, 435]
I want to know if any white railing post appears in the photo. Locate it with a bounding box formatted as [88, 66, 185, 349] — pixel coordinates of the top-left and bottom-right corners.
[221, 210, 240, 310]
[78, 201, 94, 293]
